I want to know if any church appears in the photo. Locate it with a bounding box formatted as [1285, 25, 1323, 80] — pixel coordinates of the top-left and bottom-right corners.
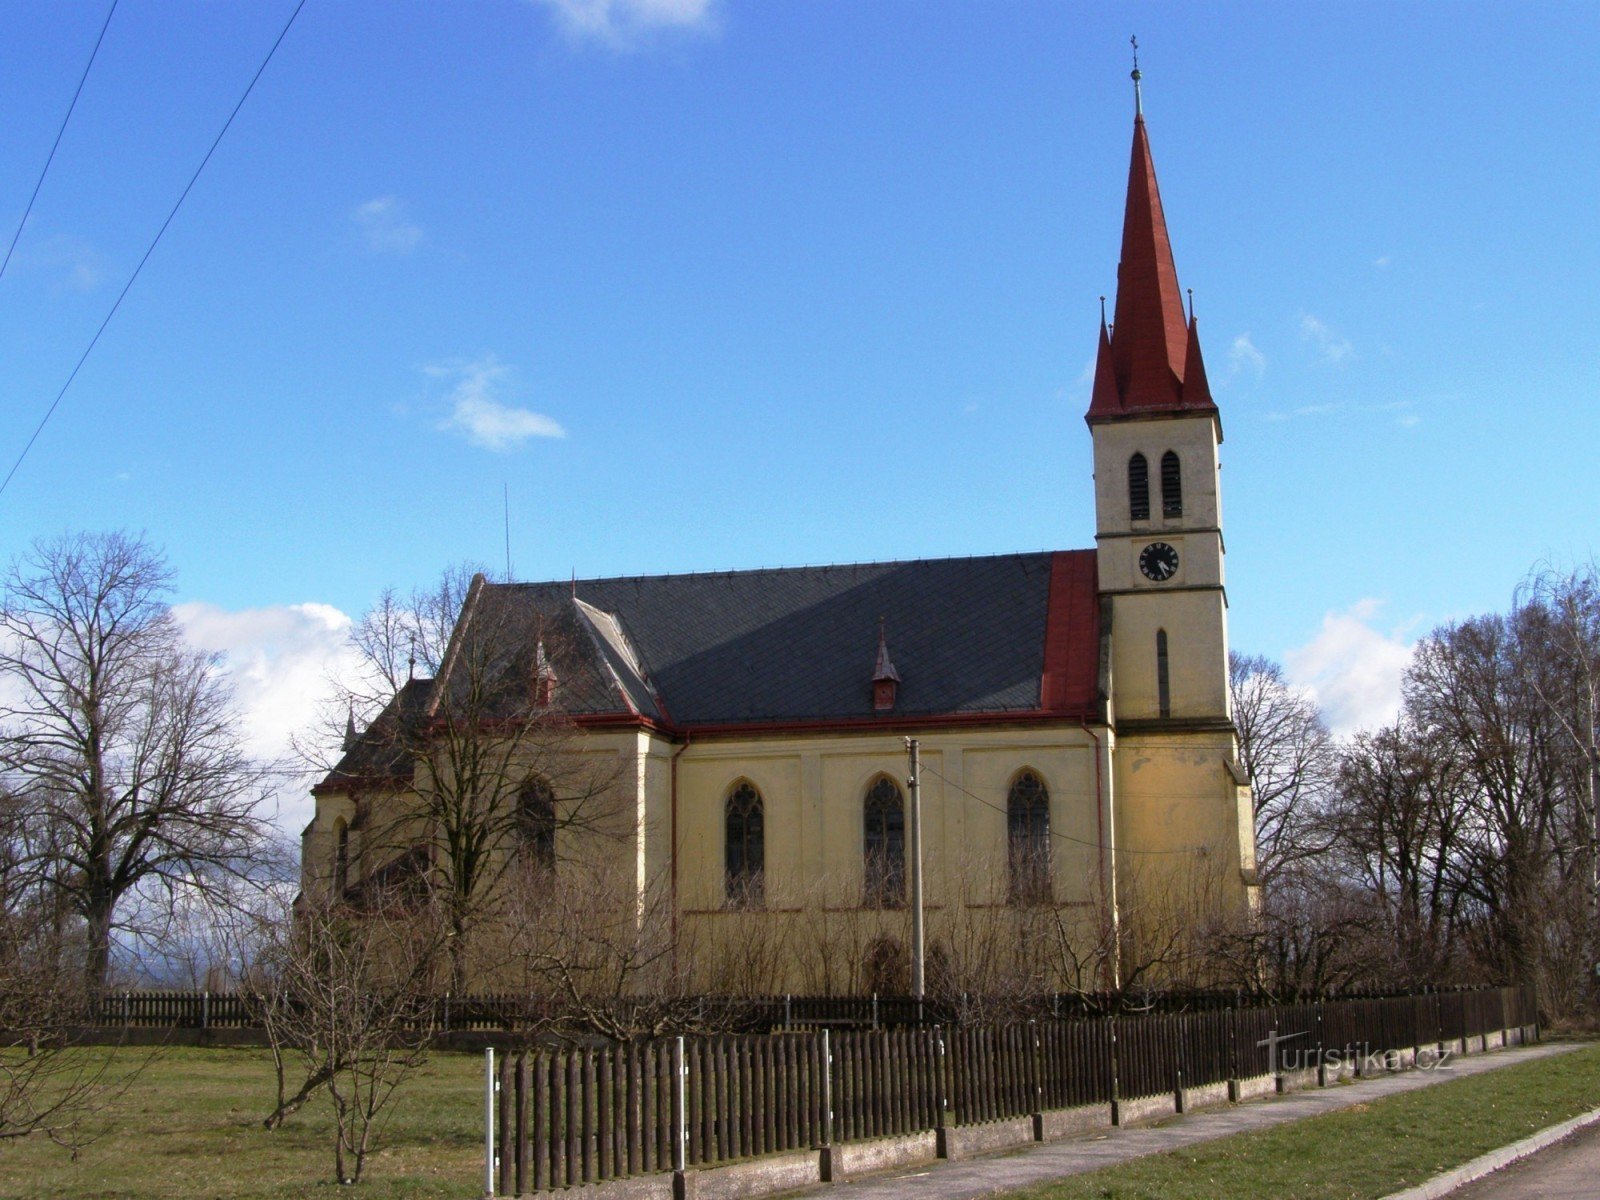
[302, 92, 1259, 995]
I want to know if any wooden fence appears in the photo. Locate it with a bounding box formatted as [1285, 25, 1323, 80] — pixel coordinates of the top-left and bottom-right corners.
[87, 985, 1526, 1034]
[487, 985, 1538, 1195]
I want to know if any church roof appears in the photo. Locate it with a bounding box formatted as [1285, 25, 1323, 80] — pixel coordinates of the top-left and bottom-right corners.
[443, 549, 1102, 735]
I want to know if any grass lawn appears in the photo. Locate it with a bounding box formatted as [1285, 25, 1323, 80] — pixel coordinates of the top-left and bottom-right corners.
[1009, 1041, 1600, 1200]
[0, 1046, 483, 1199]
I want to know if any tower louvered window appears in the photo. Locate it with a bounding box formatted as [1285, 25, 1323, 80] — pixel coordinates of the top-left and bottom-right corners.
[864, 776, 906, 908]
[1161, 451, 1182, 517]
[518, 779, 557, 873]
[725, 781, 765, 907]
[1129, 453, 1150, 521]
[1007, 770, 1052, 904]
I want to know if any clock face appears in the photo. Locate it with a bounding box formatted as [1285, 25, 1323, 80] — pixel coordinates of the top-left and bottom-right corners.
[1139, 542, 1179, 582]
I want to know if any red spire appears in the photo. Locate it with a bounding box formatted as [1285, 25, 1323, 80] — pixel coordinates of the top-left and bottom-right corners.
[1181, 314, 1213, 412]
[1086, 112, 1218, 425]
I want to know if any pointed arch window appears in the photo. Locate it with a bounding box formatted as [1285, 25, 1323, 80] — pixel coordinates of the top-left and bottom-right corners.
[725, 781, 765, 907]
[1128, 453, 1150, 521]
[1161, 451, 1182, 518]
[517, 779, 557, 873]
[864, 776, 906, 908]
[1007, 770, 1052, 904]
[1157, 629, 1171, 718]
[334, 819, 350, 897]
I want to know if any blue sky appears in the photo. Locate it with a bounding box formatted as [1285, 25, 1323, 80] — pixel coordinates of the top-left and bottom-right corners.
[2, 1, 1597, 822]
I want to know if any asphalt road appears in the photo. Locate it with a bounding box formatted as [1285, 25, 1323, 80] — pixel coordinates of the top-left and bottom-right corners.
[1447, 1121, 1600, 1200]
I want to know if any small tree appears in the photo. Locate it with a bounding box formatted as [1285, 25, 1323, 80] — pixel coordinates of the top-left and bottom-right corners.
[248, 886, 445, 1185]
[0, 532, 273, 996]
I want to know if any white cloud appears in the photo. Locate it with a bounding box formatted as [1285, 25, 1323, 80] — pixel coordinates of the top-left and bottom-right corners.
[20, 233, 105, 291]
[433, 356, 566, 451]
[528, 0, 718, 45]
[1299, 313, 1353, 364]
[354, 196, 422, 254]
[1374, 255, 1391, 270]
[1283, 599, 1417, 739]
[1227, 333, 1265, 380]
[174, 600, 365, 832]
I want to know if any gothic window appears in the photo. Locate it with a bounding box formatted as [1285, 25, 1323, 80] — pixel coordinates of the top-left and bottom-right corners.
[1007, 769, 1052, 904]
[1157, 629, 1171, 718]
[1128, 453, 1150, 521]
[517, 779, 557, 873]
[1161, 451, 1182, 518]
[724, 780, 765, 907]
[864, 775, 906, 908]
[334, 819, 350, 897]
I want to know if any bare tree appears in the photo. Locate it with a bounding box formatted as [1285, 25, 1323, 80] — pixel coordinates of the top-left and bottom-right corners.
[325, 568, 621, 992]
[0, 532, 273, 996]
[1229, 652, 1337, 888]
[1515, 563, 1600, 998]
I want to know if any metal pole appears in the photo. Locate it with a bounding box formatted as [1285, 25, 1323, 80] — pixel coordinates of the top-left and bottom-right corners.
[672, 1036, 687, 1173]
[484, 1047, 496, 1197]
[906, 736, 925, 1002]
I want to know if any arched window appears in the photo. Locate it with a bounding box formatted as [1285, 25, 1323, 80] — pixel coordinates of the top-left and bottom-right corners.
[517, 779, 557, 872]
[1128, 453, 1150, 521]
[334, 819, 350, 897]
[1157, 629, 1171, 718]
[724, 781, 765, 907]
[1007, 770, 1052, 904]
[864, 776, 906, 908]
[1161, 451, 1182, 518]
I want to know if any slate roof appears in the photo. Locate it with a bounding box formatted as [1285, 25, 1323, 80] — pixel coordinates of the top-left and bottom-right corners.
[314, 678, 431, 795]
[451, 550, 1102, 730]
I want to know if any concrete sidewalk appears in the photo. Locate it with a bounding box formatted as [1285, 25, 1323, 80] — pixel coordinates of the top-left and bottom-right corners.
[798, 1042, 1578, 1200]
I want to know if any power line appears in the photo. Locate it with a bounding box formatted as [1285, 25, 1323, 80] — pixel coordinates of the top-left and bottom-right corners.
[0, 0, 310, 502]
[0, 0, 120, 285]
[919, 762, 1206, 857]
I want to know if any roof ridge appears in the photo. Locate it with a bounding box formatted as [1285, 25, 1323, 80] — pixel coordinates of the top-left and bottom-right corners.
[491, 548, 1093, 591]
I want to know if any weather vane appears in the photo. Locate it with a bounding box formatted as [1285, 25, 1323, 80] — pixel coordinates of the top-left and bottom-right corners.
[1130, 34, 1143, 115]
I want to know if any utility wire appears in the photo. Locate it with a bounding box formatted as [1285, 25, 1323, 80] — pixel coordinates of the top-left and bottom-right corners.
[0, 0, 310, 502]
[919, 762, 1206, 856]
[0, 0, 120, 285]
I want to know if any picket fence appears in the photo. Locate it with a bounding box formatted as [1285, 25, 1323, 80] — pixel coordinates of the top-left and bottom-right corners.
[487, 985, 1537, 1196]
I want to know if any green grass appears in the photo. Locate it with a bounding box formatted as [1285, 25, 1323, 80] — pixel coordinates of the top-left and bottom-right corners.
[0, 1046, 483, 1198]
[1010, 1042, 1600, 1200]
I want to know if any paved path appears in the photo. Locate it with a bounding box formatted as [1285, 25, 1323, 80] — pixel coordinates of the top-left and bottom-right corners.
[801, 1043, 1576, 1200]
[1443, 1119, 1600, 1200]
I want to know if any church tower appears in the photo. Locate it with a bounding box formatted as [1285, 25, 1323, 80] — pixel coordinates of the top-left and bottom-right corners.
[1087, 93, 1230, 733]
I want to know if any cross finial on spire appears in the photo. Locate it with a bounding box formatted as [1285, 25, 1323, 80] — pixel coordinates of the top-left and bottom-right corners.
[1186, 287, 1194, 322]
[1130, 35, 1143, 116]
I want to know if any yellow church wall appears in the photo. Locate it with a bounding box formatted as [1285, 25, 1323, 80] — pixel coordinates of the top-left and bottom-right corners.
[1109, 590, 1232, 720]
[1109, 732, 1253, 915]
[669, 725, 1112, 990]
